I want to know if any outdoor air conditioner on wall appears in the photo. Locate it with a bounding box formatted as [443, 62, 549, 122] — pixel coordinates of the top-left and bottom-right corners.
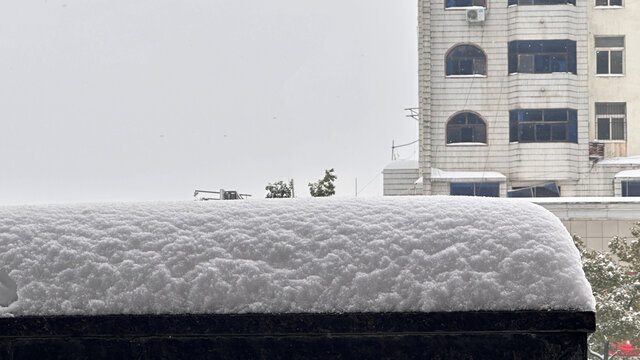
[466, 8, 485, 23]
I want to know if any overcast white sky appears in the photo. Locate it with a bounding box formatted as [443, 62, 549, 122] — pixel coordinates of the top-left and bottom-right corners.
[0, 0, 418, 204]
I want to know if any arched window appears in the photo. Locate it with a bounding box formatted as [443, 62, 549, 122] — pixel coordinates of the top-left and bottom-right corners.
[446, 44, 487, 76]
[446, 112, 487, 144]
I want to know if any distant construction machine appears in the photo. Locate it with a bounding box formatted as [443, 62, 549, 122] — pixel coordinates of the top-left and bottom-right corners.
[193, 189, 252, 201]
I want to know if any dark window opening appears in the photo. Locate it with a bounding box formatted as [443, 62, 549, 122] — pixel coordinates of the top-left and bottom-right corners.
[508, 40, 577, 74]
[446, 0, 486, 7]
[595, 37, 624, 75]
[508, 183, 560, 198]
[451, 182, 500, 197]
[509, 0, 575, 5]
[447, 112, 487, 144]
[596, 0, 622, 6]
[622, 181, 640, 197]
[509, 109, 577, 143]
[446, 45, 487, 76]
[595, 102, 626, 140]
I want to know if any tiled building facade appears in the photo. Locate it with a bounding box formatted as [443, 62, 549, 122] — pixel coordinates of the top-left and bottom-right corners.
[384, 0, 640, 198]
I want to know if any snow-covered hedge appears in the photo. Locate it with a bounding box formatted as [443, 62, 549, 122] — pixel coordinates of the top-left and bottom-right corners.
[0, 197, 594, 316]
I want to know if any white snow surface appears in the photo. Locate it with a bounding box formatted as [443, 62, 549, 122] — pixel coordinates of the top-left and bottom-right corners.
[0, 197, 594, 316]
[0, 270, 17, 307]
[615, 169, 640, 178]
[431, 168, 507, 181]
[599, 155, 640, 165]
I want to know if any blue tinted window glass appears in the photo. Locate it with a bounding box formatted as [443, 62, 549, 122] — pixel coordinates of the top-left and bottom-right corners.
[446, 60, 455, 76]
[508, 42, 518, 73]
[461, 127, 473, 142]
[447, 128, 460, 143]
[543, 40, 566, 53]
[450, 114, 466, 124]
[510, 40, 576, 74]
[550, 55, 566, 72]
[522, 110, 542, 122]
[544, 109, 567, 122]
[551, 124, 567, 141]
[451, 183, 474, 196]
[459, 59, 473, 74]
[467, 114, 484, 124]
[519, 41, 541, 54]
[568, 110, 578, 143]
[536, 182, 560, 197]
[520, 124, 535, 141]
[623, 181, 640, 197]
[475, 183, 500, 197]
[508, 188, 533, 198]
[509, 111, 518, 142]
[536, 124, 551, 141]
[535, 55, 550, 73]
[567, 41, 577, 74]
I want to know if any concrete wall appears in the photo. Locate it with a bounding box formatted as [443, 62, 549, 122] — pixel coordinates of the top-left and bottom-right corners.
[533, 198, 640, 251]
[418, 1, 590, 195]
[382, 168, 421, 196]
[588, 1, 640, 156]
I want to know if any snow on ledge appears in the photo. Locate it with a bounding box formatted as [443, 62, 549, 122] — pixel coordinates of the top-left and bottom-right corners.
[383, 159, 419, 171]
[0, 197, 594, 316]
[431, 168, 507, 181]
[615, 169, 640, 179]
[599, 155, 640, 165]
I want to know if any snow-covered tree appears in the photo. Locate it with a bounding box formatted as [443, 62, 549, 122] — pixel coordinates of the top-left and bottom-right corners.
[308, 169, 336, 197]
[574, 225, 640, 360]
[265, 179, 294, 198]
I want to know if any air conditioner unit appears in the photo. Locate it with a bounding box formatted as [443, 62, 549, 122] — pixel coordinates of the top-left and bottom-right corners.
[466, 8, 486, 23]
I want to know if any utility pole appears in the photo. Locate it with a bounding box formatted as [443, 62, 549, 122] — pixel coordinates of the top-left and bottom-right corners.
[391, 140, 395, 160]
[355, 178, 358, 197]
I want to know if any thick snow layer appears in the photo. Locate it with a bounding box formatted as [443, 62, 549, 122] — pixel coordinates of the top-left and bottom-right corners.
[599, 155, 640, 165]
[431, 168, 506, 181]
[0, 270, 17, 307]
[0, 197, 594, 315]
[615, 169, 640, 178]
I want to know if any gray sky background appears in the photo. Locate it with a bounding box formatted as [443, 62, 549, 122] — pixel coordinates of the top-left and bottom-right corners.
[0, 0, 418, 204]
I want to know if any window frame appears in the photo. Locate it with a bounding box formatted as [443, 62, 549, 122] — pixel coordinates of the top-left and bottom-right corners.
[445, 44, 488, 77]
[508, 182, 560, 198]
[595, 102, 626, 141]
[508, 40, 577, 75]
[446, 112, 488, 145]
[595, 36, 624, 76]
[509, 108, 578, 143]
[595, 0, 623, 7]
[450, 182, 500, 197]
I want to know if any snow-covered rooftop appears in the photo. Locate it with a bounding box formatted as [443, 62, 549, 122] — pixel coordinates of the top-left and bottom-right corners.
[383, 160, 419, 171]
[615, 169, 640, 179]
[0, 197, 594, 316]
[599, 155, 640, 165]
[431, 168, 507, 181]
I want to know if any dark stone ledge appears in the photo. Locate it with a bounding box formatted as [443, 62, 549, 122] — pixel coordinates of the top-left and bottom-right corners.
[0, 311, 595, 360]
[0, 311, 595, 337]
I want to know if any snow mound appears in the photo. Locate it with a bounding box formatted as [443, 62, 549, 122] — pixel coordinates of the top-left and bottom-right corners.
[0, 197, 594, 315]
[0, 270, 17, 307]
[383, 160, 419, 170]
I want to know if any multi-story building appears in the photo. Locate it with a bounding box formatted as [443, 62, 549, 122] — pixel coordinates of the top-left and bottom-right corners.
[383, 0, 640, 198]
